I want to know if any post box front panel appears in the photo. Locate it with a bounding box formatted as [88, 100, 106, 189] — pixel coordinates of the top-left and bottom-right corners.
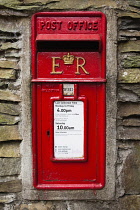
[32, 12, 106, 190]
[32, 82, 105, 189]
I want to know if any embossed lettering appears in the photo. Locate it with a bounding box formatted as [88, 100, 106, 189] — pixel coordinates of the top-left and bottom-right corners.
[40, 21, 62, 30]
[51, 57, 63, 74]
[51, 56, 89, 75]
[40, 21, 45, 30]
[75, 57, 89, 75]
[67, 21, 73, 30]
[67, 21, 98, 31]
[79, 21, 84, 30]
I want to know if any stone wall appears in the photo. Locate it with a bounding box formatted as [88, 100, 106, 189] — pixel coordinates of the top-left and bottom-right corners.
[0, 0, 140, 209]
[117, 8, 140, 208]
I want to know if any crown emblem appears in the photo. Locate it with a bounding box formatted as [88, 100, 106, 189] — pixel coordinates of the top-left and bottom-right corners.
[62, 53, 75, 65]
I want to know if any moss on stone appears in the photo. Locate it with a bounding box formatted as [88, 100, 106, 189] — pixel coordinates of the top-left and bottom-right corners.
[119, 40, 140, 53]
[0, 141, 20, 157]
[123, 56, 140, 68]
[0, 60, 18, 69]
[0, 69, 16, 80]
[0, 103, 20, 115]
[0, 90, 20, 102]
[118, 69, 140, 83]
[0, 113, 19, 125]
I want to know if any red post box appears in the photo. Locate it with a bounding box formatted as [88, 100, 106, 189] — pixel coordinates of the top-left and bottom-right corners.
[32, 12, 106, 189]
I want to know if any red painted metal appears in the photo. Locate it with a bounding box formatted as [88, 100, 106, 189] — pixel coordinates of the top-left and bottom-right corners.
[31, 11, 106, 190]
[36, 34, 101, 41]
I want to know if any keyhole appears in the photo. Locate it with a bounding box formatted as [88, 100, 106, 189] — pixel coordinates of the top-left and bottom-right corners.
[46, 130, 50, 136]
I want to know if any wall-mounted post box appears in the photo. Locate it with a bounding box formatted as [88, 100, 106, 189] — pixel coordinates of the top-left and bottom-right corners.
[32, 12, 106, 190]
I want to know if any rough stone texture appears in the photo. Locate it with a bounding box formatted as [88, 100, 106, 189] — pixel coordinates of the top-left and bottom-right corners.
[122, 55, 140, 68]
[122, 118, 140, 127]
[0, 103, 20, 115]
[118, 69, 140, 83]
[24, 0, 59, 3]
[0, 141, 20, 157]
[0, 60, 19, 69]
[0, 0, 138, 14]
[0, 113, 19, 124]
[118, 102, 140, 117]
[0, 125, 22, 141]
[0, 204, 4, 210]
[0, 69, 16, 80]
[14, 201, 66, 210]
[119, 195, 140, 210]
[128, 0, 140, 8]
[117, 126, 140, 140]
[122, 143, 140, 194]
[0, 194, 16, 204]
[0, 0, 118, 11]
[0, 158, 21, 176]
[0, 90, 20, 102]
[119, 30, 140, 40]
[119, 40, 140, 52]
[13, 201, 119, 210]
[119, 17, 140, 30]
[118, 12, 140, 19]
[118, 84, 140, 102]
[0, 180, 22, 192]
[0, 42, 21, 51]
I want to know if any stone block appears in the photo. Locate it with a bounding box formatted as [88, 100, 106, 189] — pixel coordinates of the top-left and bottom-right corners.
[119, 17, 140, 30]
[128, 0, 140, 8]
[4, 50, 21, 58]
[118, 12, 140, 18]
[119, 195, 140, 210]
[14, 202, 58, 210]
[43, 0, 117, 10]
[0, 125, 22, 141]
[117, 126, 140, 140]
[0, 204, 4, 210]
[118, 84, 140, 102]
[118, 30, 140, 40]
[0, 69, 16, 80]
[0, 42, 21, 51]
[122, 143, 140, 194]
[0, 103, 20, 115]
[0, 141, 20, 157]
[122, 118, 140, 126]
[0, 90, 20, 102]
[0, 180, 22, 192]
[118, 102, 140, 117]
[0, 60, 18, 69]
[0, 158, 21, 176]
[119, 40, 140, 52]
[118, 69, 140, 83]
[122, 56, 140, 68]
[24, 0, 58, 3]
[0, 0, 117, 11]
[0, 113, 19, 125]
[14, 201, 119, 210]
[0, 194, 16, 204]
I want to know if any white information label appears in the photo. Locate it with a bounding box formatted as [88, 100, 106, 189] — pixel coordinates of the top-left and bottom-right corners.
[54, 101, 84, 159]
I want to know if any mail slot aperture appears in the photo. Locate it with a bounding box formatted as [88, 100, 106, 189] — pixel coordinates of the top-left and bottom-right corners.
[37, 41, 100, 52]
[32, 11, 106, 190]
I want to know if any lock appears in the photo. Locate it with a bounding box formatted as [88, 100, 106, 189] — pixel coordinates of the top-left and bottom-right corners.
[32, 11, 106, 190]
